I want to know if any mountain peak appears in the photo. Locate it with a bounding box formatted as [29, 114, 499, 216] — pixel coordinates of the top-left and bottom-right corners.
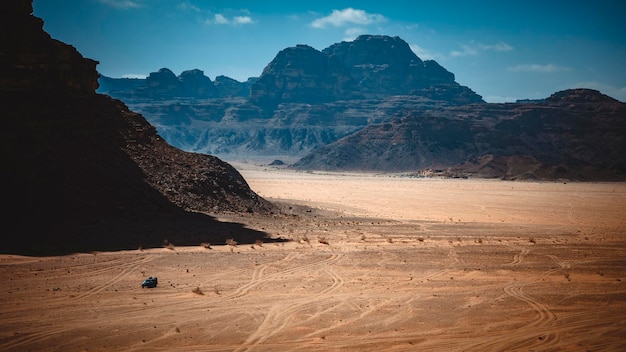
[250, 44, 356, 105]
[545, 88, 620, 104]
[248, 34, 482, 104]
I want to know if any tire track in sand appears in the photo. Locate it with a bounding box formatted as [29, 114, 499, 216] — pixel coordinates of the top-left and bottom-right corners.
[72, 255, 155, 300]
[225, 253, 337, 300]
[467, 251, 563, 351]
[1, 256, 156, 351]
[224, 252, 297, 300]
[234, 254, 343, 352]
[505, 246, 530, 266]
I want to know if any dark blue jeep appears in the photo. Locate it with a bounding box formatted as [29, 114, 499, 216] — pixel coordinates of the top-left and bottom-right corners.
[141, 277, 158, 288]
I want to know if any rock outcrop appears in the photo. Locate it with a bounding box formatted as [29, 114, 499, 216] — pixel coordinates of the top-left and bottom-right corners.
[178, 69, 217, 98]
[214, 75, 255, 97]
[250, 44, 359, 106]
[293, 89, 626, 181]
[322, 35, 446, 96]
[2, 0, 275, 254]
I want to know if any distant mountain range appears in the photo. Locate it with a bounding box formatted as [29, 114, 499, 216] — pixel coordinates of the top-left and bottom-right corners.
[98, 35, 484, 161]
[97, 35, 626, 181]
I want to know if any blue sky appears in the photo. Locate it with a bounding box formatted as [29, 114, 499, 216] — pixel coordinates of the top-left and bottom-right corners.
[34, 0, 626, 102]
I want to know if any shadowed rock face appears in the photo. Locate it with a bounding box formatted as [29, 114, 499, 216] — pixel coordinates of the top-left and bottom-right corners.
[1, 0, 99, 93]
[2, 0, 275, 254]
[293, 89, 626, 181]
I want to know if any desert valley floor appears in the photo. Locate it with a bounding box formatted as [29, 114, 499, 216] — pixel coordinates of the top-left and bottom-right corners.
[1, 164, 625, 351]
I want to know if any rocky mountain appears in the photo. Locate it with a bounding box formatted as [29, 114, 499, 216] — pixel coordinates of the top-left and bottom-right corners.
[249, 44, 359, 106]
[98, 70, 255, 100]
[322, 35, 480, 104]
[2, 0, 275, 255]
[293, 89, 626, 181]
[97, 35, 482, 161]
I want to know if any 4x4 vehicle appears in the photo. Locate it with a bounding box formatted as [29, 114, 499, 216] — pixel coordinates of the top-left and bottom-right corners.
[141, 277, 158, 288]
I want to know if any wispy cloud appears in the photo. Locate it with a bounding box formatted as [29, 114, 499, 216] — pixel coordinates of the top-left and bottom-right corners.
[508, 64, 570, 73]
[233, 16, 253, 25]
[211, 14, 229, 24]
[98, 0, 142, 9]
[177, 1, 200, 12]
[480, 42, 513, 52]
[450, 41, 513, 57]
[310, 8, 386, 28]
[206, 13, 254, 25]
[450, 44, 478, 57]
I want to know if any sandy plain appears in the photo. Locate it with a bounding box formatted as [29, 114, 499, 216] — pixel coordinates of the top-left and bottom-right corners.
[1, 163, 626, 351]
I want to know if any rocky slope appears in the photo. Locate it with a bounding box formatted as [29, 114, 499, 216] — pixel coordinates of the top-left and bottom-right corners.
[293, 89, 626, 181]
[97, 35, 482, 161]
[2, 0, 275, 254]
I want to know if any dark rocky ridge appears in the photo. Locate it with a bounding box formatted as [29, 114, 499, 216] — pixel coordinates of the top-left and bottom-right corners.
[293, 89, 626, 181]
[2, 0, 276, 255]
[98, 69, 256, 100]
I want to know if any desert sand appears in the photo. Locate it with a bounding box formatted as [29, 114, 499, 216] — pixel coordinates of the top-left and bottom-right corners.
[1, 164, 625, 351]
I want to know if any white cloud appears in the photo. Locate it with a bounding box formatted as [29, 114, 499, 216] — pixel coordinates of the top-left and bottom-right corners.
[206, 13, 254, 25]
[310, 8, 386, 28]
[508, 64, 570, 73]
[98, 0, 142, 9]
[450, 41, 514, 57]
[212, 14, 229, 24]
[233, 16, 253, 25]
